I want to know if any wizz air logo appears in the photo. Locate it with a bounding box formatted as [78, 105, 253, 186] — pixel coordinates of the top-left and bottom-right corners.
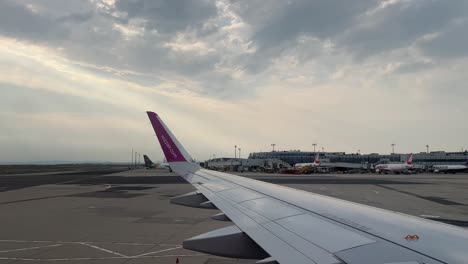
[161, 135, 178, 158]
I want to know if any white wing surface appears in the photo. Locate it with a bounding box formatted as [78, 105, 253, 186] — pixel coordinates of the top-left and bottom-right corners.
[147, 111, 468, 264]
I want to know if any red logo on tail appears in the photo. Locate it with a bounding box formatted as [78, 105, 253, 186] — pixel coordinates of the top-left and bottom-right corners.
[406, 153, 413, 165]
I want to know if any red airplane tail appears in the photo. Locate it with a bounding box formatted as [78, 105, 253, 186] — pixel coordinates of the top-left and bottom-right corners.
[314, 153, 320, 165]
[406, 153, 413, 165]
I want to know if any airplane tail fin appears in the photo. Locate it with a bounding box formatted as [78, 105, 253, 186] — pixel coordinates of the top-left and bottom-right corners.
[406, 153, 413, 165]
[146, 112, 194, 163]
[314, 153, 320, 164]
[143, 155, 153, 166]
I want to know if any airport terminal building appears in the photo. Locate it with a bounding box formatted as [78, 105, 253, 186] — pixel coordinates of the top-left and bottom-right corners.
[204, 157, 291, 172]
[249, 150, 468, 166]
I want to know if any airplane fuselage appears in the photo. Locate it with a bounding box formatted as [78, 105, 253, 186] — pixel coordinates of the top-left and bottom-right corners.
[433, 165, 468, 173]
[375, 163, 411, 172]
[294, 162, 319, 168]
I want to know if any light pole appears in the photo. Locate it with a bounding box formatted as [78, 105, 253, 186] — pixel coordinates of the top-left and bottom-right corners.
[139, 153, 141, 165]
[238, 148, 241, 159]
[234, 145, 237, 159]
[271, 143, 276, 152]
[391, 143, 395, 155]
[322, 147, 325, 153]
[358, 149, 361, 155]
[312, 143, 317, 153]
[135, 152, 137, 168]
[426, 145, 429, 153]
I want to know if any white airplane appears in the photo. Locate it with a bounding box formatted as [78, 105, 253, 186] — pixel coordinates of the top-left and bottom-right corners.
[143, 154, 157, 169]
[294, 153, 320, 168]
[143, 154, 172, 171]
[146, 112, 468, 264]
[433, 161, 468, 173]
[375, 153, 413, 174]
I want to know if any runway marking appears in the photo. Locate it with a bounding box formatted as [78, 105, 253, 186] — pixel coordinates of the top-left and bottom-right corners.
[0, 171, 85, 177]
[0, 253, 206, 261]
[0, 239, 178, 246]
[0, 244, 63, 253]
[0, 172, 118, 205]
[376, 184, 467, 206]
[0, 240, 203, 261]
[78, 242, 128, 257]
[420, 215, 440, 218]
[54, 174, 109, 185]
[132, 246, 182, 257]
[0, 195, 67, 205]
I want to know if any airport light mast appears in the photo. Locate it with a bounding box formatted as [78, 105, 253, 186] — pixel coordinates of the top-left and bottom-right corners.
[391, 143, 396, 154]
[271, 143, 276, 152]
[238, 148, 241, 159]
[426, 145, 429, 153]
[234, 145, 237, 159]
[312, 143, 317, 153]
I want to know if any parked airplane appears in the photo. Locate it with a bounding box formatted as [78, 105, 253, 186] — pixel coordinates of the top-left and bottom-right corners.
[143, 154, 156, 168]
[432, 161, 468, 173]
[375, 153, 413, 174]
[295, 154, 366, 174]
[293, 153, 320, 168]
[143, 154, 172, 171]
[146, 111, 468, 263]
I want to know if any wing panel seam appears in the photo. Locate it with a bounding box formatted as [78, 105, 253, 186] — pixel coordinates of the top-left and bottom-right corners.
[195, 184, 319, 264]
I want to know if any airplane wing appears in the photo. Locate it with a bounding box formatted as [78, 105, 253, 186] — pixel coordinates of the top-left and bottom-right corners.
[146, 111, 468, 264]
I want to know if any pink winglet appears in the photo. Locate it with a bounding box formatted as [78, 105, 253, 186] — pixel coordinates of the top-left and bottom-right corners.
[147, 112, 187, 162]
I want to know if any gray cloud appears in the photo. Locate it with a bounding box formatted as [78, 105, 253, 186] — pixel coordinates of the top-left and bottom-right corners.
[1, 0, 468, 99]
[0, 0, 68, 42]
[0, 83, 125, 115]
[231, 0, 468, 73]
[340, 0, 468, 59]
[0, 0, 231, 96]
[230, 0, 374, 72]
[115, 0, 218, 34]
[420, 19, 468, 59]
[252, 0, 373, 47]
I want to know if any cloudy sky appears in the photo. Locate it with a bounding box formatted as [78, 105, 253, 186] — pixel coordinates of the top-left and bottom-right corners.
[1, 0, 468, 163]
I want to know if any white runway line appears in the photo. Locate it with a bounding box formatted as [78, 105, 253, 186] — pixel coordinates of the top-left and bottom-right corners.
[0, 253, 206, 261]
[132, 246, 182, 257]
[0, 240, 192, 261]
[0, 239, 179, 246]
[78, 242, 128, 257]
[0, 244, 63, 253]
[54, 174, 106, 185]
[420, 214, 440, 218]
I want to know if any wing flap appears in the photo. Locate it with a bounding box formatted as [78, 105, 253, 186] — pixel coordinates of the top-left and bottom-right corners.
[262, 221, 342, 264]
[275, 214, 375, 253]
[217, 188, 263, 203]
[195, 183, 317, 264]
[334, 241, 437, 264]
[240, 197, 303, 221]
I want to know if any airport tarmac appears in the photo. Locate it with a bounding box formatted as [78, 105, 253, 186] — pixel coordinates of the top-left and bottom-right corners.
[0, 166, 467, 264]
